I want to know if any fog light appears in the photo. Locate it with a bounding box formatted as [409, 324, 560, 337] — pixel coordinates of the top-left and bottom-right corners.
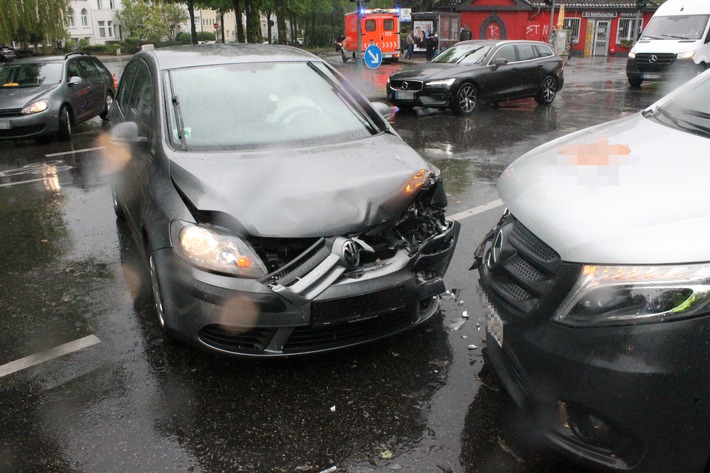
[562, 402, 631, 452]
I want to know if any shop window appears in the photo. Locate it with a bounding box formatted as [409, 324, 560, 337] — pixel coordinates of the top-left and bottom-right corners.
[617, 18, 643, 44]
[563, 18, 581, 44]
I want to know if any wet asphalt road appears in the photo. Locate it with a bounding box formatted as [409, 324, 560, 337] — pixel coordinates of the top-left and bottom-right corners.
[0, 53, 668, 473]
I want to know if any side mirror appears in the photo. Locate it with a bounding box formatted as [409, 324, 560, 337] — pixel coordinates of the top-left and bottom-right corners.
[68, 76, 82, 86]
[110, 121, 147, 143]
[492, 58, 508, 70]
[371, 101, 392, 120]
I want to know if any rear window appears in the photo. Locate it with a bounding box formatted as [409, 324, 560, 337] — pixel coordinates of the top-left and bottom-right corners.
[165, 61, 381, 151]
[366, 20, 376, 32]
[384, 19, 394, 31]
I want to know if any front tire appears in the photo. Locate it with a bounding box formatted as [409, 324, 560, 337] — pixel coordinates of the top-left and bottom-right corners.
[112, 186, 125, 220]
[100, 92, 113, 120]
[535, 76, 557, 105]
[57, 106, 71, 140]
[451, 82, 477, 115]
[628, 77, 643, 87]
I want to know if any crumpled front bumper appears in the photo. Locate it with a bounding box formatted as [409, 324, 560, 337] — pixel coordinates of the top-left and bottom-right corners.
[153, 220, 460, 357]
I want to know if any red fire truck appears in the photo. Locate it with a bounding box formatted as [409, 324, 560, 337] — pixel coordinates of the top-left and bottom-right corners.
[340, 9, 400, 62]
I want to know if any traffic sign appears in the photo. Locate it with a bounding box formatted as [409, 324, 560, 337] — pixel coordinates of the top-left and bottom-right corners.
[364, 44, 383, 69]
[214, 23, 219, 30]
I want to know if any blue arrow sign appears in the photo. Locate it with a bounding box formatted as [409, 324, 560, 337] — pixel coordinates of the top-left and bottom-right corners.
[364, 44, 383, 69]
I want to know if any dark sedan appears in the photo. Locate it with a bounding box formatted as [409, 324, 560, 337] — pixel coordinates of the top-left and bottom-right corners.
[387, 40, 565, 115]
[108, 44, 460, 357]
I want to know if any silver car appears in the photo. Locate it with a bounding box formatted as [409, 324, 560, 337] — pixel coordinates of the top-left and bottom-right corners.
[0, 52, 115, 140]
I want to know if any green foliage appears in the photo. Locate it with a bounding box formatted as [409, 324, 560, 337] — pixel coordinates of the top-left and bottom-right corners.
[117, 0, 188, 43]
[0, 0, 70, 44]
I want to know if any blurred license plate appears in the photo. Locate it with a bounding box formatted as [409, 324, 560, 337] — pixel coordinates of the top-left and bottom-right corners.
[0, 121, 10, 130]
[396, 91, 415, 100]
[642, 73, 661, 79]
[486, 309, 504, 346]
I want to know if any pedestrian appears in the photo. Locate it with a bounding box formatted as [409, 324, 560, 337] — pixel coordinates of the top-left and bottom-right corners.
[405, 29, 415, 59]
[426, 33, 439, 61]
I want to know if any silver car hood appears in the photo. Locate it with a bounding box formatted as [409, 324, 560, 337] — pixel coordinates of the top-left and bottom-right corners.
[0, 85, 57, 108]
[169, 133, 435, 238]
[498, 113, 710, 265]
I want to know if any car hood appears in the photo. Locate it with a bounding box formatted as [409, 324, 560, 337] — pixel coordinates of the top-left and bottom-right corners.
[169, 133, 435, 238]
[390, 63, 484, 81]
[498, 113, 710, 265]
[633, 39, 702, 55]
[0, 84, 56, 108]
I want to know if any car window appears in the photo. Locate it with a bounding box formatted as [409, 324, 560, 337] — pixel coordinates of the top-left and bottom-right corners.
[432, 44, 491, 64]
[78, 58, 99, 78]
[490, 45, 516, 64]
[0, 62, 63, 87]
[165, 61, 378, 151]
[67, 60, 83, 79]
[534, 44, 554, 57]
[117, 60, 140, 109]
[125, 62, 153, 136]
[91, 58, 110, 74]
[650, 73, 710, 138]
[516, 44, 537, 61]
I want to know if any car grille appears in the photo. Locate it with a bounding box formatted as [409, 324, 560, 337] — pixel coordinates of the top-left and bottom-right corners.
[283, 307, 417, 353]
[0, 108, 22, 117]
[198, 325, 276, 354]
[480, 215, 567, 319]
[0, 124, 46, 138]
[389, 79, 424, 91]
[635, 53, 676, 72]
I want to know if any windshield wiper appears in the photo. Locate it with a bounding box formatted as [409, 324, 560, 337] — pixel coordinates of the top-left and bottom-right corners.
[167, 71, 188, 151]
[681, 108, 710, 121]
[649, 106, 710, 138]
[456, 47, 484, 64]
[662, 34, 693, 40]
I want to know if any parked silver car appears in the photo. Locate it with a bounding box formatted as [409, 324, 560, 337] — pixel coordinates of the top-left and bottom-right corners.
[0, 52, 115, 140]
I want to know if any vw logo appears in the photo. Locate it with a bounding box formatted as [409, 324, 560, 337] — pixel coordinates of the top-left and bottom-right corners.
[649, 55, 658, 63]
[486, 229, 504, 271]
[340, 239, 360, 270]
[401, 81, 409, 90]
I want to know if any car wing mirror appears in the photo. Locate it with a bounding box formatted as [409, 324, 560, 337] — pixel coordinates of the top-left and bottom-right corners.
[110, 121, 148, 144]
[371, 101, 392, 120]
[492, 58, 508, 70]
[68, 76, 83, 86]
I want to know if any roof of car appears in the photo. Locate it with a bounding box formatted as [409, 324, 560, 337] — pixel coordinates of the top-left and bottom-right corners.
[8, 52, 97, 64]
[139, 43, 320, 71]
[458, 39, 550, 47]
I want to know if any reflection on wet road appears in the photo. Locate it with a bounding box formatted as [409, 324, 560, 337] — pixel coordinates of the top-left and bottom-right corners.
[0, 55, 668, 473]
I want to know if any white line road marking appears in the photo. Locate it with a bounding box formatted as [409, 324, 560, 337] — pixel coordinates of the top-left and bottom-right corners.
[0, 177, 50, 188]
[448, 199, 504, 222]
[0, 335, 101, 378]
[45, 146, 105, 158]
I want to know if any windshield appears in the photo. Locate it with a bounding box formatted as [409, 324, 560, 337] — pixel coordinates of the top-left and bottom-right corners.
[0, 63, 63, 88]
[165, 61, 382, 151]
[431, 44, 491, 65]
[641, 14, 709, 40]
[647, 73, 710, 138]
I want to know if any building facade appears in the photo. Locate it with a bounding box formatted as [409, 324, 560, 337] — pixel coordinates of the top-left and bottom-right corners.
[67, 0, 123, 46]
[436, 0, 659, 57]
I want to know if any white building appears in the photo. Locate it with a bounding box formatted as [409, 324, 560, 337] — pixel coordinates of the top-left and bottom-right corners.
[66, 0, 123, 46]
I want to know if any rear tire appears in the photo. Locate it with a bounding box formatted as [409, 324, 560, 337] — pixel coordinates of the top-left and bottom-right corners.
[57, 106, 71, 141]
[451, 82, 477, 115]
[535, 76, 557, 105]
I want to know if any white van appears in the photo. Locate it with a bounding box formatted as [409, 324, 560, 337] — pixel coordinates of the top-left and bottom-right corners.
[626, 0, 710, 86]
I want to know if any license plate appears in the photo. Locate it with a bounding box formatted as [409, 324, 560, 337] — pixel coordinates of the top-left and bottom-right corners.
[642, 73, 661, 80]
[396, 91, 415, 100]
[486, 308, 504, 346]
[0, 120, 10, 130]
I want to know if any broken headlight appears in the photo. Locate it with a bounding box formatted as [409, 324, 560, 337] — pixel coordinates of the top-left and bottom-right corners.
[553, 264, 710, 327]
[170, 220, 267, 278]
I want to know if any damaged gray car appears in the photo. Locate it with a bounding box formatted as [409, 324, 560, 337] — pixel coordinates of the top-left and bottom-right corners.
[107, 44, 460, 357]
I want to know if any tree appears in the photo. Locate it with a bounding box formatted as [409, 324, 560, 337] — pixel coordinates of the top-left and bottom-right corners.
[0, 0, 70, 47]
[118, 0, 187, 43]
